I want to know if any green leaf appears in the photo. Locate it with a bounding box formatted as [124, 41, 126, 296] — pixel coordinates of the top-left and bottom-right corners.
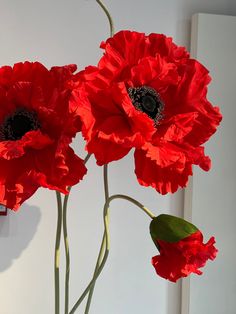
[150, 214, 198, 243]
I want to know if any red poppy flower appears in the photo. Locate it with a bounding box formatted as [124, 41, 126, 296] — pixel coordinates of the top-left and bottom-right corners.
[0, 61, 87, 210]
[152, 231, 217, 282]
[150, 214, 218, 282]
[76, 30, 222, 193]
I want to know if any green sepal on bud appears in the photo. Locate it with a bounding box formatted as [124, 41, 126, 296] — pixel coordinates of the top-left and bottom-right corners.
[150, 214, 198, 245]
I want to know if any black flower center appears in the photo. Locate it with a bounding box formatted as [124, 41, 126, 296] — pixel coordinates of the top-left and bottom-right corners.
[128, 86, 164, 124]
[0, 108, 40, 141]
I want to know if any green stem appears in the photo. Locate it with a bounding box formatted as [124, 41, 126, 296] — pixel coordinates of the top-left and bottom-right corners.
[108, 194, 156, 219]
[69, 193, 110, 314]
[63, 188, 71, 314]
[96, 0, 115, 37]
[55, 191, 63, 314]
[84, 165, 109, 313]
[69, 193, 155, 314]
[83, 2, 115, 311]
[84, 153, 91, 164]
[62, 152, 91, 314]
[103, 164, 109, 200]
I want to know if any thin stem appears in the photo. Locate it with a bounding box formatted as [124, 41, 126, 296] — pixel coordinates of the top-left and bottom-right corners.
[69, 193, 155, 314]
[84, 165, 109, 313]
[108, 194, 156, 219]
[103, 164, 109, 200]
[96, 0, 115, 37]
[63, 187, 71, 314]
[55, 191, 63, 314]
[69, 195, 110, 314]
[84, 153, 91, 165]
[62, 152, 91, 313]
[84, 4, 114, 311]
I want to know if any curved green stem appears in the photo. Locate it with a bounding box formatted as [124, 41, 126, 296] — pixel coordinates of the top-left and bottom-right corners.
[84, 165, 109, 313]
[108, 194, 156, 219]
[69, 193, 155, 314]
[96, 0, 115, 37]
[69, 192, 110, 314]
[55, 191, 63, 314]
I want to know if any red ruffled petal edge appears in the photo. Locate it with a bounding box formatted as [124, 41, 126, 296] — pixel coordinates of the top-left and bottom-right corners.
[0, 145, 87, 210]
[134, 143, 210, 194]
[152, 231, 218, 282]
[86, 134, 131, 166]
[0, 178, 39, 211]
[33, 146, 87, 194]
[0, 130, 53, 160]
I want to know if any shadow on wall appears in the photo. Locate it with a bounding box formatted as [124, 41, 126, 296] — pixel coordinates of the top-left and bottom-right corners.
[0, 204, 41, 272]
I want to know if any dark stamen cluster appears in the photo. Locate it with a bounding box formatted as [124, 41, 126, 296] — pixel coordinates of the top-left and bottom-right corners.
[0, 108, 40, 141]
[128, 86, 164, 125]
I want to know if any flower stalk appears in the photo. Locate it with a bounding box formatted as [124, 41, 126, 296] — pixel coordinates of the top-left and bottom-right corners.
[62, 152, 92, 314]
[96, 0, 114, 37]
[82, 1, 114, 309]
[63, 189, 71, 314]
[55, 191, 63, 314]
[84, 165, 110, 313]
[69, 192, 155, 313]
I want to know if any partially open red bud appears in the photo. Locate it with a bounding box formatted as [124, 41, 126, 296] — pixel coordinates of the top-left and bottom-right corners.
[150, 214, 218, 282]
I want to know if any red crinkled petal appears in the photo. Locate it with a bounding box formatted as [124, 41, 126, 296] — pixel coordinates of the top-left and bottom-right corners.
[162, 59, 222, 146]
[157, 112, 198, 142]
[0, 130, 53, 160]
[87, 134, 131, 166]
[152, 231, 218, 282]
[99, 31, 148, 72]
[0, 156, 40, 210]
[142, 141, 187, 169]
[0, 66, 13, 86]
[0, 181, 39, 211]
[12, 62, 53, 93]
[50, 64, 77, 88]
[147, 33, 190, 62]
[33, 144, 87, 193]
[135, 148, 190, 194]
[0, 144, 86, 210]
[98, 31, 189, 83]
[129, 55, 179, 90]
[76, 82, 156, 164]
[70, 86, 95, 141]
[134, 142, 210, 194]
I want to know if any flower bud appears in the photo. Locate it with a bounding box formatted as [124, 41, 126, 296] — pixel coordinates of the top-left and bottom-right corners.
[150, 214, 218, 282]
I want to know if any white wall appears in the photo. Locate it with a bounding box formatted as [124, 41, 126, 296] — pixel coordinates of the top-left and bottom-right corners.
[0, 1, 235, 314]
[188, 13, 236, 314]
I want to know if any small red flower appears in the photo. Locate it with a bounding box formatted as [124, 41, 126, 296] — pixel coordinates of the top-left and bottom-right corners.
[152, 231, 217, 282]
[149, 214, 218, 282]
[0, 61, 87, 210]
[76, 30, 222, 194]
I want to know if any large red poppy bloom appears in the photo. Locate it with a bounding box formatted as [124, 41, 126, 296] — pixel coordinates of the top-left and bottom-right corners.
[0, 61, 87, 210]
[152, 230, 217, 282]
[76, 30, 222, 194]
